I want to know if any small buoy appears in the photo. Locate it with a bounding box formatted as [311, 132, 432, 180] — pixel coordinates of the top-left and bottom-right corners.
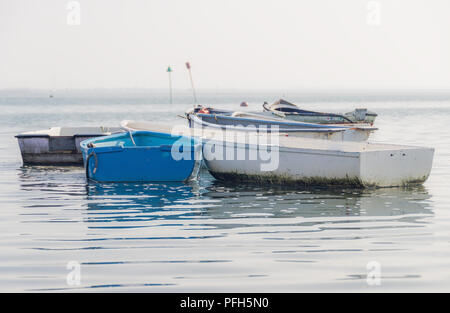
[240, 101, 248, 107]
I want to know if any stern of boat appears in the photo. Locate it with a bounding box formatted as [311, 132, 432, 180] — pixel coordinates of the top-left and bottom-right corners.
[359, 146, 434, 187]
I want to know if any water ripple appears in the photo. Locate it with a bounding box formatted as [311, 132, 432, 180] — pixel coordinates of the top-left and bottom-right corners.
[1, 99, 450, 292]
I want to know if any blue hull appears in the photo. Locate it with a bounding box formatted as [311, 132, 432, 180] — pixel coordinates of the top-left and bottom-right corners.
[80, 131, 201, 182]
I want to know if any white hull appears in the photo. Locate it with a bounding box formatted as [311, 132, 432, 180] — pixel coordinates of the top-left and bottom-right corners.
[203, 139, 434, 187]
[16, 127, 122, 165]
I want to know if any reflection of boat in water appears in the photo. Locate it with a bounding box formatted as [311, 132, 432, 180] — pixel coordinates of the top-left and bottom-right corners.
[85, 181, 202, 223]
[84, 176, 432, 223]
[201, 180, 432, 218]
[17, 164, 432, 223]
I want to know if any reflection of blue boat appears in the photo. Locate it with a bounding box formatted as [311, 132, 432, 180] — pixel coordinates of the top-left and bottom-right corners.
[80, 131, 202, 182]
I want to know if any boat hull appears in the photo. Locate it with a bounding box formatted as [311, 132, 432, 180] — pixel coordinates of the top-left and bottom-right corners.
[263, 99, 378, 124]
[16, 127, 122, 165]
[81, 131, 202, 182]
[189, 113, 374, 142]
[279, 114, 352, 124]
[202, 139, 434, 187]
[277, 110, 378, 125]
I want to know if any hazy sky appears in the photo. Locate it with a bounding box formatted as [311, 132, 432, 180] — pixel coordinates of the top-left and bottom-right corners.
[1, 0, 450, 90]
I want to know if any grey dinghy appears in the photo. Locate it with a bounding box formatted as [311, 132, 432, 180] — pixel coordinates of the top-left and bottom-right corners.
[263, 99, 378, 124]
[186, 109, 377, 142]
[16, 126, 122, 165]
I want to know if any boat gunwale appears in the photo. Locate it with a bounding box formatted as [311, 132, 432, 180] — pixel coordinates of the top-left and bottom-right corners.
[190, 115, 348, 134]
[202, 134, 435, 155]
[15, 133, 116, 139]
[196, 112, 349, 129]
[80, 130, 201, 152]
[262, 100, 379, 122]
[120, 120, 431, 153]
[263, 101, 356, 122]
[203, 137, 361, 158]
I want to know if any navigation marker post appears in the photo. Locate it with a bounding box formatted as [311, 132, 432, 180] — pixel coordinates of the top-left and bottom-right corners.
[186, 62, 198, 106]
[167, 66, 173, 104]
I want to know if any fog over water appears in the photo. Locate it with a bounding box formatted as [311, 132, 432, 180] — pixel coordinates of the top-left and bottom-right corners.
[1, 0, 450, 90]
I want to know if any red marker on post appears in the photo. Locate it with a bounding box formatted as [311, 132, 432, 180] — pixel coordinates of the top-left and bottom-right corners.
[186, 61, 198, 105]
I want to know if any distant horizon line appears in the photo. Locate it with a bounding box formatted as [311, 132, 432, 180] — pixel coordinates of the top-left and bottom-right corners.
[2, 87, 450, 94]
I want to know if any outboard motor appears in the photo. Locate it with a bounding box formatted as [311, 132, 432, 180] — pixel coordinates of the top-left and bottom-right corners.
[353, 108, 368, 121]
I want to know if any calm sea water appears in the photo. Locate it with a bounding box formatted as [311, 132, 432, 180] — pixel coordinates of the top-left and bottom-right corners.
[1, 92, 450, 292]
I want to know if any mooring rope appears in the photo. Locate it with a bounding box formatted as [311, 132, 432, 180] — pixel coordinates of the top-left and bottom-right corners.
[128, 131, 136, 146]
[85, 150, 98, 180]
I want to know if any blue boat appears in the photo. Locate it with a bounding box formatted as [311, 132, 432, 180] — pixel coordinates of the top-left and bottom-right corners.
[80, 131, 202, 182]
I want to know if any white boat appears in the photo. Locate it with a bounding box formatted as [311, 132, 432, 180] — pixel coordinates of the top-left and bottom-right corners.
[202, 136, 434, 187]
[121, 120, 434, 188]
[186, 108, 377, 142]
[263, 99, 378, 124]
[16, 126, 122, 165]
